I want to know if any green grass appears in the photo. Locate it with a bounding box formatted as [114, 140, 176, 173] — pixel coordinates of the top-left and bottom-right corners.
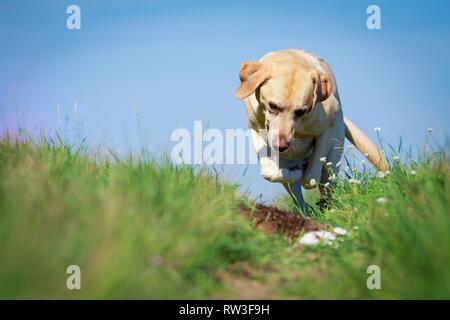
[277, 150, 450, 299]
[0, 134, 449, 299]
[0, 136, 276, 299]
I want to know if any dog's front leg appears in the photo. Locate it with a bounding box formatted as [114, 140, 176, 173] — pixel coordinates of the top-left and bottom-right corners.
[283, 182, 310, 216]
[301, 130, 332, 189]
[250, 128, 280, 182]
[250, 128, 278, 181]
[250, 129, 302, 183]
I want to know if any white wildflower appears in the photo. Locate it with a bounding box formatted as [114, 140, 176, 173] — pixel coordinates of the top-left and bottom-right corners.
[309, 179, 317, 186]
[329, 173, 337, 181]
[393, 156, 400, 161]
[326, 161, 332, 166]
[374, 127, 381, 132]
[410, 170, 417, 175]
[333, 227, 348, 235]
[349, 178, 361, 184]
[377, 171, 387, 178]
[324, 182, 330, 187]
[320, 157, 326, 162]
[376, 197, 387, 204]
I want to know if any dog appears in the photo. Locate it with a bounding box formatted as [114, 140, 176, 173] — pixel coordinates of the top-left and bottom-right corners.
[235, 49, 389, 214]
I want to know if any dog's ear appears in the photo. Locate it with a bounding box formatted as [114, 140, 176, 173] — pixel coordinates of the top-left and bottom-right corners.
[235, 61, 270, 100]
[310, 71, 332, 107]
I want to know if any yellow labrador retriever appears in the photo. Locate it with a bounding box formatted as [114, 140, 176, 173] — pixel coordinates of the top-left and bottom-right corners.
[235, 49, 389, 214]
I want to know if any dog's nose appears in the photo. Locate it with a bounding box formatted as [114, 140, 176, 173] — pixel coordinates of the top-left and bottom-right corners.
[274, 136, 291, 152]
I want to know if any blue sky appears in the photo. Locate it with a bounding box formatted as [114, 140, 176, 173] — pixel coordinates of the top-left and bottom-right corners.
[1, 0, 449, 201]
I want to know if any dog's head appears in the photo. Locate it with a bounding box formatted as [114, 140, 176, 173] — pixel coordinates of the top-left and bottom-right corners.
[235, 51, 332, 152]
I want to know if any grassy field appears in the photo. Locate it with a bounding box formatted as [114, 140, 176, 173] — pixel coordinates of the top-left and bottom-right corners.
[0, 134, 449, 299]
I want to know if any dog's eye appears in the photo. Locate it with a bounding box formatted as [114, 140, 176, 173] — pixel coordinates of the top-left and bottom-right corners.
[268, 102, 280, 114]
[294, 109, 306, 117]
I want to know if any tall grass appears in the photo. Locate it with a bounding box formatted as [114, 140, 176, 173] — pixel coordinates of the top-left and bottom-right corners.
[0, 136, 276, 299]
[277, 140, 450, 299]
[0, 132, 449, 299]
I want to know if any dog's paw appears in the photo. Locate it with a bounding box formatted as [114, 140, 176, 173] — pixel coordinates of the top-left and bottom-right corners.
[262, 169, 302, 183]
[260, 157, 303, 183]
